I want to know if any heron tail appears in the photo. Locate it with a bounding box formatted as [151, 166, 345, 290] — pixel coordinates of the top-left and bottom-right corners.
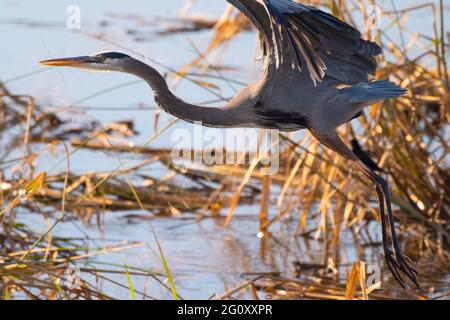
[347, 80, 408, 104]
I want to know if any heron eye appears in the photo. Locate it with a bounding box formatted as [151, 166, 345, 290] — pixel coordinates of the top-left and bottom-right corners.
[96, 56, 106, 63]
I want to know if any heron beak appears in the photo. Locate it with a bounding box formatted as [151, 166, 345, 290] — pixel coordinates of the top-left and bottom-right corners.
[38, 56, 91, 67]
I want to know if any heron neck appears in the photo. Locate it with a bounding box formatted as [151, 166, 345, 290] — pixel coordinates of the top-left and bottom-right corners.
[127, 59, 249, 128]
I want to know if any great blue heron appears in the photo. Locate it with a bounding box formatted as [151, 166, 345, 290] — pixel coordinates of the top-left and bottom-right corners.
[39, 0, 418, 288]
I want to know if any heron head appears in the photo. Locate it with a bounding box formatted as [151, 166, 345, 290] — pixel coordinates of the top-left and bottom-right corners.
[39, 52, 133, 72]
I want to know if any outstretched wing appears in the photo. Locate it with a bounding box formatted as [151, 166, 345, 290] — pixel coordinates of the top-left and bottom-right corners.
[226, 0, 382, 85]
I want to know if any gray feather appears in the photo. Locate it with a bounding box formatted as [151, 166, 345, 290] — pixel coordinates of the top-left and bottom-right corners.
[345, 81, 408, 104]
[227, 0, 382, 85]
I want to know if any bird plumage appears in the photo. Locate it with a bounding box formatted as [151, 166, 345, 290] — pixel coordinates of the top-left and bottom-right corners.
[224, 0, 406, 134]
[344, 80, 408, 104]
[227, 0, 382, 84]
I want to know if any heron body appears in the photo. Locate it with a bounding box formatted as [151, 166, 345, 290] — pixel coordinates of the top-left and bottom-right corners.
[39, 0, 418, 288]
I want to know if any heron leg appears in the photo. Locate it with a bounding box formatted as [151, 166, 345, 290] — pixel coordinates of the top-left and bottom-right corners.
[373, 184, 406, 288]
[309, 130, 419, 288]
[371, 173, 420, 288]
[377, 176, 420, 287]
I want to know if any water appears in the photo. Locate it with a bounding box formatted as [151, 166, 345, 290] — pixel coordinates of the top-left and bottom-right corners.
[1, 1, 448, 299]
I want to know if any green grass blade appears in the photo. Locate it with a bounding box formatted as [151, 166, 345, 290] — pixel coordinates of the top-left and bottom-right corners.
[124, 265, 136, 300]
[151, 224, 180, 300]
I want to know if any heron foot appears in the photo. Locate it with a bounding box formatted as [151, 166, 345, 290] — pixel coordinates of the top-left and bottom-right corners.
[384, 247, 420, 290]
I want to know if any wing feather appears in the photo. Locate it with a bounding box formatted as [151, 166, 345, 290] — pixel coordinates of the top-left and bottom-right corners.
[227, 0, 382, 84]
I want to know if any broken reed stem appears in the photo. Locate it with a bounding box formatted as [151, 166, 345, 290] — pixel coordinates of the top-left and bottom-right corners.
[345, 261, 368, 300]
[259, 173, 270, 231]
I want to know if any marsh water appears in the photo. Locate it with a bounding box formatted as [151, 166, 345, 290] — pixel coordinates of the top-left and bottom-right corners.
[1, 1, 449, 299]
